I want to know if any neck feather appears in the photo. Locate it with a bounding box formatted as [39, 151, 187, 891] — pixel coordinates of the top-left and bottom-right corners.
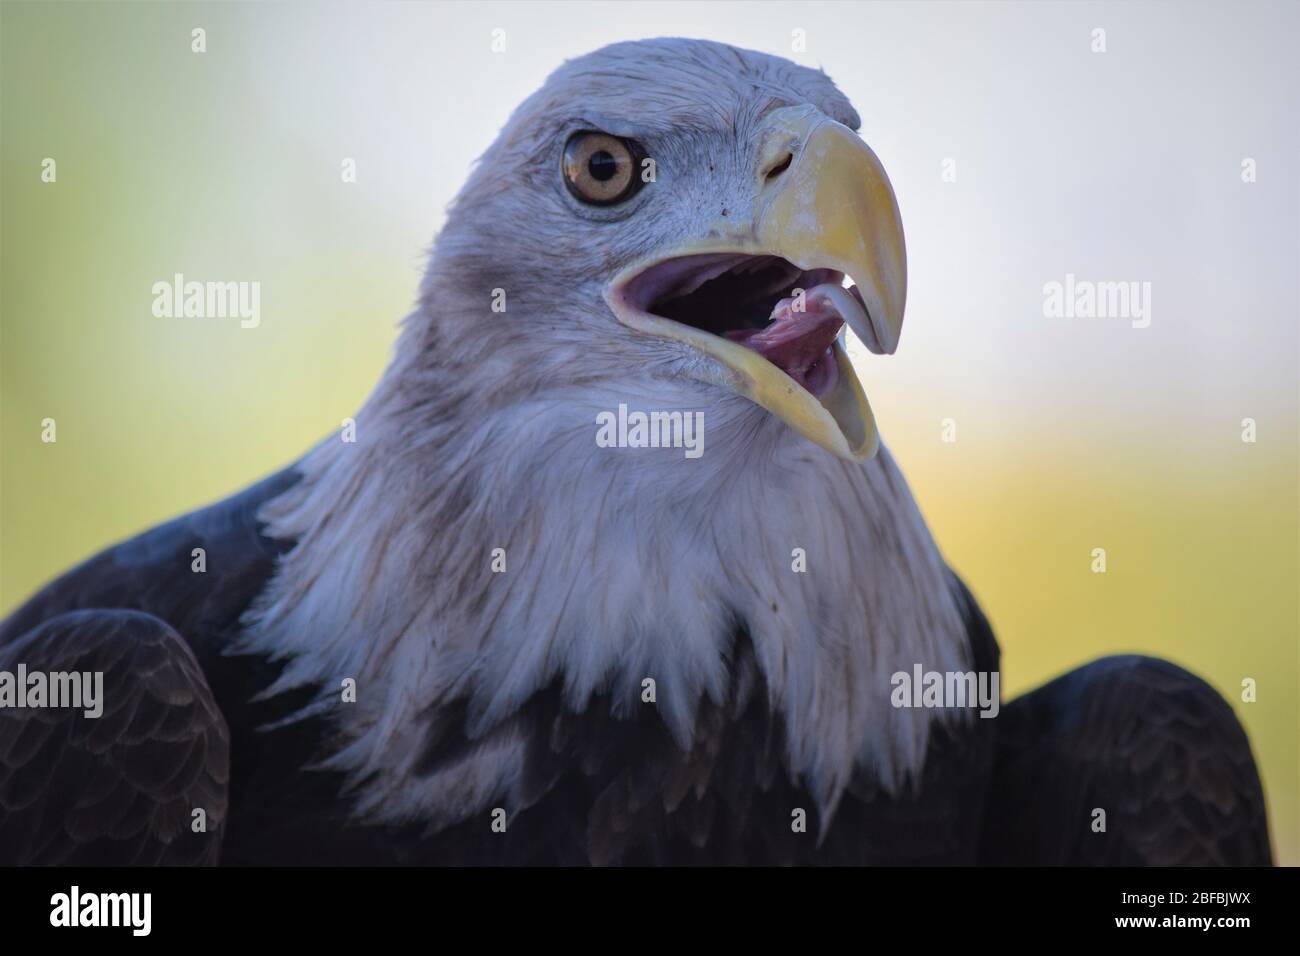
[238, 317, 971, 828]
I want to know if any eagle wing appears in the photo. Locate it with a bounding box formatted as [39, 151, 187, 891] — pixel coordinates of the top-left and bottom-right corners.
[0, 609, 229, 864]
[0, 466, 311, 865]
[980, 654, 1271, 865]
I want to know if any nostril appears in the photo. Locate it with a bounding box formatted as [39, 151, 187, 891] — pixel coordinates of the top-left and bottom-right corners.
[764, 152, 793, 181]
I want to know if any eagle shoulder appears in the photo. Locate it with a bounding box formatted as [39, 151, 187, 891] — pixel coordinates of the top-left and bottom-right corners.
[0, 466, 300, 661]
[981, 654, 1272, 865]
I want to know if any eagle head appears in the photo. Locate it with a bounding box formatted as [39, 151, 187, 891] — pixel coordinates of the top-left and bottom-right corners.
[423, 37, 905, 461]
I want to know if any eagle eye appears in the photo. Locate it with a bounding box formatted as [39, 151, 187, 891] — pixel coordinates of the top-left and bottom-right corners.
[562, 131, 645, 206]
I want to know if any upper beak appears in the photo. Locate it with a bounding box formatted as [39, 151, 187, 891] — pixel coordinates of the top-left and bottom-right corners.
[605, 105, 907, 462]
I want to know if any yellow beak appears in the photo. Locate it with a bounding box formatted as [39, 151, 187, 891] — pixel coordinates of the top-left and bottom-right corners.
[605, 106, 906, 462]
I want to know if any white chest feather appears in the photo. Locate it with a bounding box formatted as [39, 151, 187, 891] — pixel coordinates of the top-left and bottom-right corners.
[236, 376, 971, 829]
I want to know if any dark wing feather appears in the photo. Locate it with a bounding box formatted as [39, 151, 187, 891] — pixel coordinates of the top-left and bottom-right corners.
[0, 609, 229, 865]
[980, 655, 1272, 865]
[0, 466, 347, 864]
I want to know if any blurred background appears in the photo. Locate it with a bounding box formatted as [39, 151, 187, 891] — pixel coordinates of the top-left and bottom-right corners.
[2, 1, 1296, 863]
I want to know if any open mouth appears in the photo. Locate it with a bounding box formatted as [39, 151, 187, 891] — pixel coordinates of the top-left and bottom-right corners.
[599, 107, 905, 463]
[615, 253, 880, 399]
[601, 107, 905, 462]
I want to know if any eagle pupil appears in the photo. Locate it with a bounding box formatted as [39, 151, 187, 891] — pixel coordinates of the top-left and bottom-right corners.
[588, 151, 618, 182]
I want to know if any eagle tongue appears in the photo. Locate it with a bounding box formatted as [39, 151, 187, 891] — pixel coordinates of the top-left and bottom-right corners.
[725, 290, 843, 394]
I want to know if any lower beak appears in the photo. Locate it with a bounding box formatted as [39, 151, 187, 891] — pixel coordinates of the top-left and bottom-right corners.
[605, 107, 906, 463]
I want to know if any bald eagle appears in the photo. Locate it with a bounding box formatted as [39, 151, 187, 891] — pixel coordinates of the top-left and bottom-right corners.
[0, 39, 1270, 866]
